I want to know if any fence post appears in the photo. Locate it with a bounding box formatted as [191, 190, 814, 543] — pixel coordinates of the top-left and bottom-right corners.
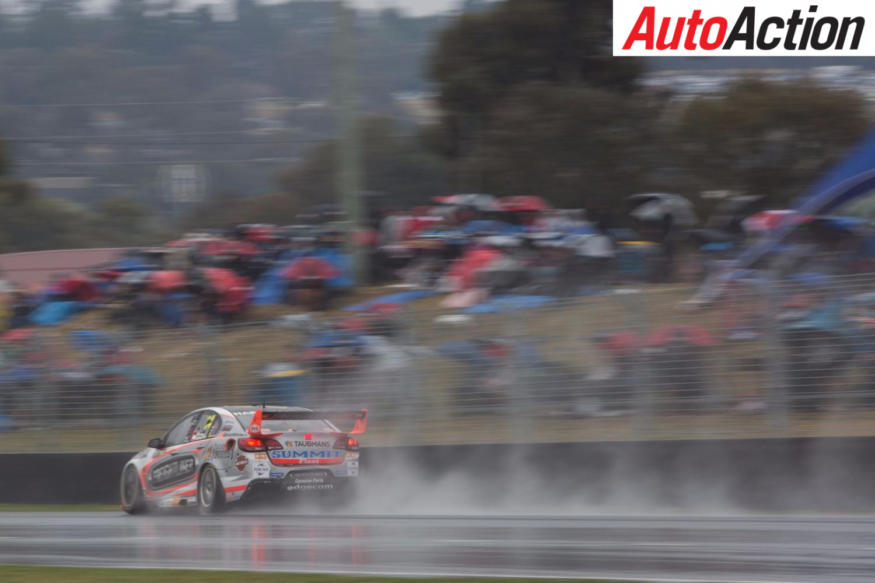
[398, 305, 421, 445]
[615, 288, 652, 435]
[197, 321, 225, 404]
[761, 270, 789, 432]
[505, 304, 534, 443]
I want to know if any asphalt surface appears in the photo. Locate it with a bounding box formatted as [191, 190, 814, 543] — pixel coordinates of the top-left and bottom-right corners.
[1, 512, 875, 582]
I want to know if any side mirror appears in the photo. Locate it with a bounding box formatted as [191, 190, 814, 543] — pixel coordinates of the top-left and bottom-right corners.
[147, 438, 164, 449]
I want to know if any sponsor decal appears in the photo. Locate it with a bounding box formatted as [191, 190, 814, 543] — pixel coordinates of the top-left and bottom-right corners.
[286, 440, 332, 448]
[283, 470, 334, 491]
[271, 449, 345, 459]
[254, 453, 267, 460]
[235, 454, 248, 472]
[614, 1, 874, 56]
[270, 471, 285, 479]
[254, 460, 270, 477]
[148, 454, 197, 490]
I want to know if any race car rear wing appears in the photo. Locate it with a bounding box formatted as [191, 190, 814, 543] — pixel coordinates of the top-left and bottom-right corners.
[247, 407, 368, 437]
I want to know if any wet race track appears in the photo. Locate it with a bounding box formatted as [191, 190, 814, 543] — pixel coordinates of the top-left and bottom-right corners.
[2, 512, 875, 582]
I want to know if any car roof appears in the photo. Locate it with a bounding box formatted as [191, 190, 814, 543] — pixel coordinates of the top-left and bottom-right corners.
[221, 405, 314, 414]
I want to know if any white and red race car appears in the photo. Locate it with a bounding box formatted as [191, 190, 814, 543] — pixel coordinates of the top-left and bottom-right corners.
[120, 405, 366, 514]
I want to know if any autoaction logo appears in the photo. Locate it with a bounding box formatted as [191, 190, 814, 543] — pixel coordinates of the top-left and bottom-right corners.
[613, 1, 875, 56]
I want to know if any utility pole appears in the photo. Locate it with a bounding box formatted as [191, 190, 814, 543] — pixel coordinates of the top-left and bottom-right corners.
[333, 1, 367, 284]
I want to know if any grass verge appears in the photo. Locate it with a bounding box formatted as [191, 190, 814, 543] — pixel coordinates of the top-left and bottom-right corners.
[0, 565, 632, 583]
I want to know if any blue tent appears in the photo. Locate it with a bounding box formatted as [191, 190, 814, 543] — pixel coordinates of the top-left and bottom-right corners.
[734, 128, 875, 268]
[799, 129, 875, 208]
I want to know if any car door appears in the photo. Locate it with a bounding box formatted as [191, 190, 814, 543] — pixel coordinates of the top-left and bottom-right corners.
[143, 411, 207, 496]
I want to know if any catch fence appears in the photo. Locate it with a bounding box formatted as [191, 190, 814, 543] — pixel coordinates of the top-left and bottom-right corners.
[3, 272, 875, 452]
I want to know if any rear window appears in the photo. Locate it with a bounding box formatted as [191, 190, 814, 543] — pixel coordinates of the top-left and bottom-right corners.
[232, 410, 338, 434]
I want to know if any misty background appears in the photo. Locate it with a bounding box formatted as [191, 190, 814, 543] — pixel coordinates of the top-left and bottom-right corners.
[0, 0, 872, 253]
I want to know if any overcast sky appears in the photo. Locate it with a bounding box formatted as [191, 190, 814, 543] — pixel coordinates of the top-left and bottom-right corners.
[346, 0, 461, 15]
[1, 0, 466, 17]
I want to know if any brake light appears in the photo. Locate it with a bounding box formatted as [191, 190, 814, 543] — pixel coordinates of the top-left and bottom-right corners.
[304, 433, 313, 440]
[264, 438, 283, 450]
[333, 436, 359, 451]
[238, 437, 265, 452]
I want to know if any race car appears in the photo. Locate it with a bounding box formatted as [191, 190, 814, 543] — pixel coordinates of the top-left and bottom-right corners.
[119, 405, 366, 514]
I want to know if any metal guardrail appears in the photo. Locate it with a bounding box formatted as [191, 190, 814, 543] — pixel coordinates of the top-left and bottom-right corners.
[3, 271, 875, 452]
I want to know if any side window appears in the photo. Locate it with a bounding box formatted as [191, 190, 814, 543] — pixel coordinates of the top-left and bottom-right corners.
[164, 413, 199, 447]
[192, 410, 221, 441]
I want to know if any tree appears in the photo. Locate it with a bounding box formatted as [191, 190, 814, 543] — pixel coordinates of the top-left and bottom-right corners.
[178, 191, 301, 230]
[429, 0, 642, 158]
[673, 78, 870, 208]
[277, 117, 449, 213]
[467, 83, 665, 210]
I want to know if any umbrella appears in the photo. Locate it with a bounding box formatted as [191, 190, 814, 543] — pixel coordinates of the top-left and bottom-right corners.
[199, 239, 260, 257]
[1, 328, 35, 342]
[708, 195, 765, 229]
[478, 235, 521, 247]
[592, 331, 641, 356]
[199, 267, 249, 292]
[434, 193, 501, 211]
[647, 325, 718, 347]
[742, 210, 807, 233]
[241, 224, 276, 243]
[499, 196, 551, 212]
[53, 275, 100, 301]
[447, 247, 504, 290]
[261, 363, 307, 378]
[282, 257, 339, 281]
[99, 364, 162, 386]
[565, 234, 614, 258]
[629, 193, 698, 226]
[69, 330, 117, 353]
[112, 256, 155, 272]
[150, 270, 186, 292]
[808, 215, 867, 234]
[461, 220, 520, 235]
[117, 271, 152, 285]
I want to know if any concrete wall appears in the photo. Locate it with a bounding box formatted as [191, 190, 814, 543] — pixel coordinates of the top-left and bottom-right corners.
[2, 437, 874, 510]
[0, 248, 127, 287]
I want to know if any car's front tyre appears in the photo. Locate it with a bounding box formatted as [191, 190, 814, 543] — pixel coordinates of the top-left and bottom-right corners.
[197, 464, 226, 514]
[120, 465, 147, 515]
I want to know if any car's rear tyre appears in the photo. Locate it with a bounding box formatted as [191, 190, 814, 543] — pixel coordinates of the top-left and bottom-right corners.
[197, 464, 226, 514]
[120, 465, 147, 515]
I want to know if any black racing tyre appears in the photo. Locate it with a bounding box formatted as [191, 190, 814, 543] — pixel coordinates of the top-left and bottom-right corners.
[120, 464, 147, 515]
[197, 464, 226, 514]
